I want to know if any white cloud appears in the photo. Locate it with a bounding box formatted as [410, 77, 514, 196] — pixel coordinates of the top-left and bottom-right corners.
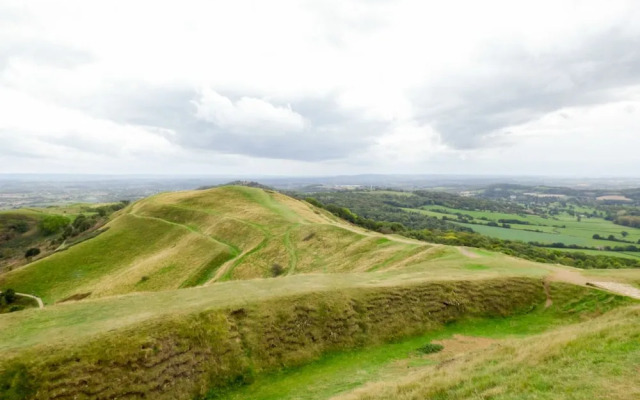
[193, 89, 306, 135]
[1, 0, 640, 175]
[368, 122, 447, 164]
[0, 88, 176, 158]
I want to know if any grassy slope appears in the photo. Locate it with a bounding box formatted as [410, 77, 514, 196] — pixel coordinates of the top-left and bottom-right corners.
[339, 303, 640, 400]
[220, 288, 631, 400]
[0, 277, 568, 400]
[0, 278, 630, 400]
[0, 186, 446, 303]
[0, 204, 112, 273]
[0, 249, 554, 355]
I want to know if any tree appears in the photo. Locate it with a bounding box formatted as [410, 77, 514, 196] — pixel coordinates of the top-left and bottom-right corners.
[621, 231, 629, 238]
[24, 248, 40, 258]
[3, 288, 16, 304]
[39, 215, 70, 235]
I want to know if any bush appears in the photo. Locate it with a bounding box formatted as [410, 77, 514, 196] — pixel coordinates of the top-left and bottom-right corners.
[2, 288, 16, 304]
[24, 248, 40, 258]
[73, 214, 94, 232]
[9, 221, 29, 233]
[39, 215, 70, 235]
[416, 342, 444, 354]
[271, 263, 285, 277]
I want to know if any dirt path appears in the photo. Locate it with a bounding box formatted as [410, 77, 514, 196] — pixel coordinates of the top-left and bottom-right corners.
[543, 280, 553, 308]
[547, 268, 588, 286]
[457, 247, 480, 258]
[0, 291, 44, 309]
[588, 281, 640, 300]
[546, 267, 640, 300]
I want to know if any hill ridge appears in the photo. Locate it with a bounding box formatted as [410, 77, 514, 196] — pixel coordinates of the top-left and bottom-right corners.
[0, 186, 442, 303]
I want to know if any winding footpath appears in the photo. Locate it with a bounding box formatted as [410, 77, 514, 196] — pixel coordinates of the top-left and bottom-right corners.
[456, 247, 640, 301]
[0, 290, 44, 309]
[588, 281, 640, 299]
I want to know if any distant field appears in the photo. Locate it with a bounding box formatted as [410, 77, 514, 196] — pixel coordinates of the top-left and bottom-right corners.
[555, 248, 640, 260]
[406, 205, 640, 250]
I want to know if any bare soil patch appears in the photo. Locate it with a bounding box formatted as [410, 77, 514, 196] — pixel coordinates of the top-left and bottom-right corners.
[458, 247, 480, 258]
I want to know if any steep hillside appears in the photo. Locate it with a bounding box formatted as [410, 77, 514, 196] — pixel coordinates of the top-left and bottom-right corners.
[0, 186, 445, 303]
[0, 277, 631, 400]
[0, 204, 124, 274]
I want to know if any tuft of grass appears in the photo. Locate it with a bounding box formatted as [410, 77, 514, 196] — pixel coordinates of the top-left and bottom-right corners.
[416, 343, 444, 354]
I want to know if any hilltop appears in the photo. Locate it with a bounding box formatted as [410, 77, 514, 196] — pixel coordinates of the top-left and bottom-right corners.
[0, 186, 445, 303]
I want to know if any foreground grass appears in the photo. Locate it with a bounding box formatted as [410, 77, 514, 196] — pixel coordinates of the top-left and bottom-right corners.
[1, 277, 554, 400]
[212, 288, 631, 400]
[0, 260, 548, 355]
[337, 305, 640, 400]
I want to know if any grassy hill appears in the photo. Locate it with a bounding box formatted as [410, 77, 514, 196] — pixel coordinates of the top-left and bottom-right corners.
[0, 274, 633, 400]
[0, 186, 451, 303]
[0, 203, 123, 276]
[1, 185, 640, 399]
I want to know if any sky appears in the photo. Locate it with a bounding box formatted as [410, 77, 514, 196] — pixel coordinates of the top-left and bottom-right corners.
[1, 0, 640, 177]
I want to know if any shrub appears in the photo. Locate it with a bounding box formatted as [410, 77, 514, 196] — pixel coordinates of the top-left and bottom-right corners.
[73, 214, 94, 232]
[9, 221, 29, 233]
[3, 288, 16, 304]
[271, 263, 285, 277]
[39, 215, 70, 235]
[417, 342, 444, 354]
[24, 248, 40, 258]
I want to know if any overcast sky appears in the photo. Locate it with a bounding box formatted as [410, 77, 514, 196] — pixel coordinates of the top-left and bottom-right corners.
[2, 0, 640, 176]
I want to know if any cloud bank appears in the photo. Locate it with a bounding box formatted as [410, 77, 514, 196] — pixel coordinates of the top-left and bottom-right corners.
[1, 0, 640, 176]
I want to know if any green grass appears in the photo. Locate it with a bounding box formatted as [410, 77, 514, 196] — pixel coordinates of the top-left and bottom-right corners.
[406, 205, 640, 248]
[0, 254, 556, 355]
[214, 287, 632, 400]
[0, 186, 447, 303]
[343, 304, 640, 400]
[0, 295, 38, 314]
[0, 276, 560, 400]
[554, 248, 640, 260]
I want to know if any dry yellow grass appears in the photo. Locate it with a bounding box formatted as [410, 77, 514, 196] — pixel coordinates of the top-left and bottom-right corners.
[333, 304, 640, 400]
[0, 186, 444, 303]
